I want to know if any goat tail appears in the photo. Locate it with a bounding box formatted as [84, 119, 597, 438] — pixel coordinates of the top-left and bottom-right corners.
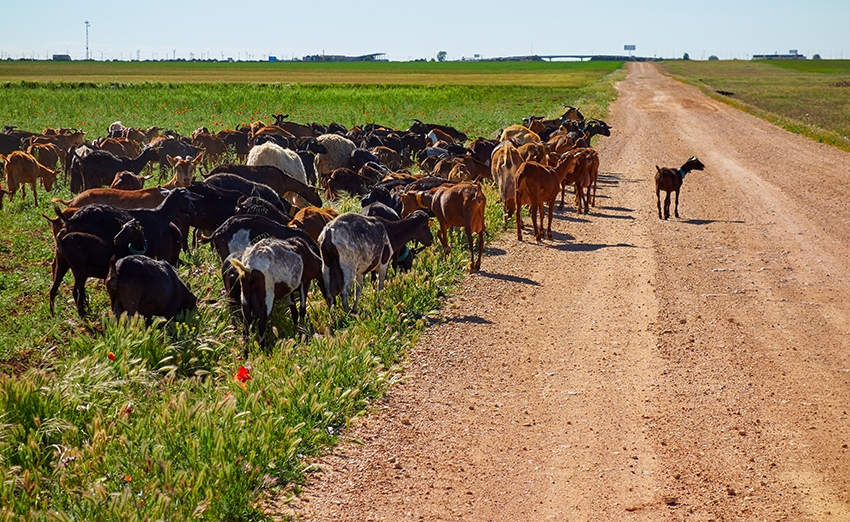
[54, 203, 70, 224]
[105, 255, 119, 294]
[319, 229, 344, 298]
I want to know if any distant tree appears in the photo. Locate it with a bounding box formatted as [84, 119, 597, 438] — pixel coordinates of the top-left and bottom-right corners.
[437, 51, 447, 62]
[708, 55, 719, 60]
[813, 54, 822, 60]
[683, 52, 690, 60]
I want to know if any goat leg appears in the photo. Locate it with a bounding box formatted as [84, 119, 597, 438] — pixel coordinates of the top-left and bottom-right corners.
[656, 189, 663, 219]
[516, 204, 524, 241]
[48, 255, 68, 315]
[673, 189, 680, 218]
[465, 227, 475, 273]
[531, 203, 541, 241]
[475, 230, 483, 271]
[287, 295, 299, 327]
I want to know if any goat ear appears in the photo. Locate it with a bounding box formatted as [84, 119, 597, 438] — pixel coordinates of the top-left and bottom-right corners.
[167, 155, 177, 167]
[192, 153, 204, 164]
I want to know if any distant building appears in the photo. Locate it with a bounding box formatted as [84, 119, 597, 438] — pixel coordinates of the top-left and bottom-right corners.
[752, 50, 806, 60]
[52, 54, 72, 61]
[302, 53, 387, 62]
[268, 56, 278, 62]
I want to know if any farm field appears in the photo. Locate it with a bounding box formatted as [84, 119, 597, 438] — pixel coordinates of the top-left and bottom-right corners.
[0, 62, 624, 520]
[0, 59, 621, 86]
[659, 59, 850, 151]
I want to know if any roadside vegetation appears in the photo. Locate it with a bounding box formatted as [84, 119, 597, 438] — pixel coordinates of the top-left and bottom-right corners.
[659, 60, 850, 151]
[0, 61, 624, 521]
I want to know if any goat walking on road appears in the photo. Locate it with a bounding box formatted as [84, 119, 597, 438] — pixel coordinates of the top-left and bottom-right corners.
[655, 156, 705, 219]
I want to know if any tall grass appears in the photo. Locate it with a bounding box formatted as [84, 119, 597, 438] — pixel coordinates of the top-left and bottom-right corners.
[0, 64, 623, 520]
[659, 60, 850, 151]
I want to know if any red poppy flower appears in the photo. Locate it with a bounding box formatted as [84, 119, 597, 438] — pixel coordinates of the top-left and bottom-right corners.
[107, 352, 116, 361]
[235, 366, 252, 388]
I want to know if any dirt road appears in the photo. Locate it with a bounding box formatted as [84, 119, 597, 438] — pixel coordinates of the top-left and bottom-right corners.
[270, 62, 850, 521]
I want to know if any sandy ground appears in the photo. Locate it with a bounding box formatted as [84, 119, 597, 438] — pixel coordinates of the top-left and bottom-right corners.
[266, 62, 850, 521]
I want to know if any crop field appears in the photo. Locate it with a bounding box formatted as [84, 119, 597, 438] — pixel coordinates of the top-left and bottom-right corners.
[0, 61, 623, 520]
[0, 59, 620, 86]
[659, 59, 850, 150]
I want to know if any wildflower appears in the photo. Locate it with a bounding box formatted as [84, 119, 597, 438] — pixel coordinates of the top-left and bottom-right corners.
[235, 366, 252, 389]
[125, 475, 132, 482]
[107, 352, 116, 361]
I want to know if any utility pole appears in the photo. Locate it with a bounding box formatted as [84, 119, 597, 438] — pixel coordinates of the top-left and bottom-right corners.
[85, 21, 90, 60]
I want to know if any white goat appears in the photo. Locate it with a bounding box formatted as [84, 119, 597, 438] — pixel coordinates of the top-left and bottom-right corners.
[247, 142, 307, 185]
[313, 134, 356, 188]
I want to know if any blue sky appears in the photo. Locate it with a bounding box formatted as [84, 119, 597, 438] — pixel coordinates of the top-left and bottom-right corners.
[3, 0, 848, 61]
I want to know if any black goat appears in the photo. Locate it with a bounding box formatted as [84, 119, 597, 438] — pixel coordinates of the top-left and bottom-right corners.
[360, 202, 419, 272]
[55, 187, 200, 264]
[202, 173, 289, 212]
[234, 196, 293, 224]
[106, 255, 197, 322]
[69, 147, 160, 193]
[205, 165, 321, 208]
[48, 218, 147, 317]
[655, 156, 705, 220]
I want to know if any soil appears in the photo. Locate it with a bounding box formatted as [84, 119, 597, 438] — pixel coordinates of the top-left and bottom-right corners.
[266, 62, 850, 521]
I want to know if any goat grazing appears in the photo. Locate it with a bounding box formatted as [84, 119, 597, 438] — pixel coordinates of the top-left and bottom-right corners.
[655, 156, 705, 219]
[319, 210, 433, 313]
[1, 150, 58, 206]
[288, 206, 339, 242]
[313, 134, 357, 188]
[399, 182, 486, 272]
[229, 235, 324, 344]
[207, 164, 322, 207]
[106, 255, 197, 322]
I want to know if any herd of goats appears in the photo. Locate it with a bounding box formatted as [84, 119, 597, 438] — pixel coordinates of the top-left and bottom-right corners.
[0, 106, 624, 346]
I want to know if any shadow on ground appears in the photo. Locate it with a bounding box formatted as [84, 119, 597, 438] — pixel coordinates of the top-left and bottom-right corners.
[476, 270, 541, 286]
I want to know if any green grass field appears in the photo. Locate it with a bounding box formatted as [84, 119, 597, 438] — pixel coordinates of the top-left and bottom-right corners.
[658, 60, 850, 150]
[0, 60, 620, 86]
[0, 61, 624, 521]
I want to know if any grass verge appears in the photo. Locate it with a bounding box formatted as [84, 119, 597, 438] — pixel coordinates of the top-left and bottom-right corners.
[658, 60, 850, 152]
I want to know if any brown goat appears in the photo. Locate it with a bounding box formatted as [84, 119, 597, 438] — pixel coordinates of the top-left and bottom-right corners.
[288, 206, 339, 242]
[110, 171, 152, 191]
[26, 142, 65, 171]
[515, 161, 561, 241]
[191, 132, 227, 166]
[399, 182, 486, 272]
[655, 156, 705, 219]
[96, 137, 141, 159]
[1, 151, 58, 206]
[490, 141, 523, 230]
